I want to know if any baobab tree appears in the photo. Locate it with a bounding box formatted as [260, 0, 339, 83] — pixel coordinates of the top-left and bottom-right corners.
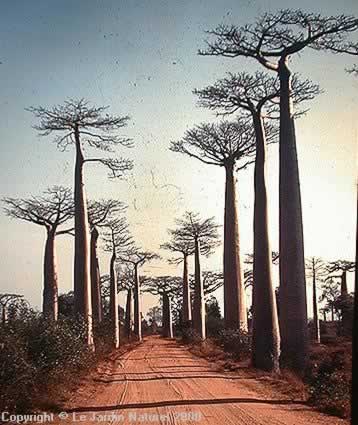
[102, 217, 132, 348]
[200, 9, 358, 372]
[306, 257, 326, 343]
[195, 72, 319, 370]
[28, 99, 133, 347]
[171, 121, 254, 332]
[88, 199, 126, 324]
[171, 212, 220, 339]
[2, 187, 73, 321]
[118, 248, 160, 341]
[143, 276, 182, 338]
[117, 265, 136, 338]
[161, 238, 194, 324]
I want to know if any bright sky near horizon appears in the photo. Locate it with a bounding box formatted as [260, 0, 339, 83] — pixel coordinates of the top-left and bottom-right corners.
[0, 0, 357, 317]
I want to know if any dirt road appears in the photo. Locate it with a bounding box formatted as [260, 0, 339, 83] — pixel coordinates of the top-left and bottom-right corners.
[58, 336, 348, 425]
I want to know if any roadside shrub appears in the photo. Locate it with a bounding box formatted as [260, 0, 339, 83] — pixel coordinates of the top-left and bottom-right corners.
[181, 326, 202, 344]
[216, 328, 251, 360]
[0, 312, 96, 412]
[206, 315, 224, 337]
[308, 348, 350, 418]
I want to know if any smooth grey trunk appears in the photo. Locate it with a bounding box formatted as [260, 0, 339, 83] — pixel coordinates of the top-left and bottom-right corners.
[278, 58, 308, 372]
[252, 113, 280, 372]
[133, 265, 142, 341]
[182, 253, 192, 322]
[73, 125, 94, 348]
[193, 237, 205, 339]
[110, 252, 119, 348]
[224, 163, 247, 331]
[162, 293, 173, 338]
[90, 227, 103, 324]
[312, 266, 320, 343]
[43, 228, 58, 321]
[125, 288, 132, 338]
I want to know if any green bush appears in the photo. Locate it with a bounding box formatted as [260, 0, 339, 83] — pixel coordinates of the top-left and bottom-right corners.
[0, 311, 96, 412]
[308, 350, 350, 418]
[216, 328, 252, 360]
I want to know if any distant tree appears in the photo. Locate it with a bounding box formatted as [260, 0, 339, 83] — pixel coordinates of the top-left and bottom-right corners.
[118, 249, 160, 341]
[161, 237, 194, 324]
[320, 277, 341, 321]
[28, 99, 132, 348]
[117, 265, 136, 338]
[0, 294, 24, 324]
[171, 121, 254, 332]
[201, 9, 358, 372]
[327, 260, 356, 335]
[171, 212, 220, 339]
[102, 217, 132, 348]
[206, 295, 221, 319]
[147, 306, 162, 326]
[2, 187, 73, 321]
[143, 276, 182, 338]
[87, 199, 125, 324]
[306, 257, 326, 343]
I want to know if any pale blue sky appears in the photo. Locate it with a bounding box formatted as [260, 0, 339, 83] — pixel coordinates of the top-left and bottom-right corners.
[0, 0, 357, 315]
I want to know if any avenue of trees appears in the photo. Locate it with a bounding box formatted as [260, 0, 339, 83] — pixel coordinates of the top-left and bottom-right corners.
[1, 9, 357, 385]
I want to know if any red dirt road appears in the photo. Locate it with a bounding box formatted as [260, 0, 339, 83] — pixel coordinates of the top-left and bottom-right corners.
[56, 336, 348, 425]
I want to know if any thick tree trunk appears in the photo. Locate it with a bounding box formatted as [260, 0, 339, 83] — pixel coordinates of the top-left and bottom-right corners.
[125, 288, 133, 338]
[351, 185, 358, 425]
[312, 268, 320, 343]
[133, 265, 142, 341]
[43, 228, 58, 321]
[73, 126, 94, 348]
[251, 113, 280, 372]
[110, 251, 119, 348]
[182, 253, 192, 323]
[224, 162, 247, 331]
[90, 227, 103, 324]
[162, 293, 173, 338]
[278, 58, 308, 372]
[193, 237, 205, 339]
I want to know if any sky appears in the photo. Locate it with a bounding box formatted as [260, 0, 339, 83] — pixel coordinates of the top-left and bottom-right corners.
[0, 0, 357, 318]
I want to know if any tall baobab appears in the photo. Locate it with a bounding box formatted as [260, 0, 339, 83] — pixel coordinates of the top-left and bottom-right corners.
[195, 74, 319, 367]
[143, 276, 182, 338]
[161, 232, 196, 324]
[88, 199, 126, 324]
[171, 122, 254, 332]
[200, 9, 358, 371]
[28, 99, 133, 347]
[171, 212, 220, 339]
[305, 257, 326, 343]
[2, 187, 73, 321]
[102, 217, 132, 348]
[119, 249, 160, 341]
